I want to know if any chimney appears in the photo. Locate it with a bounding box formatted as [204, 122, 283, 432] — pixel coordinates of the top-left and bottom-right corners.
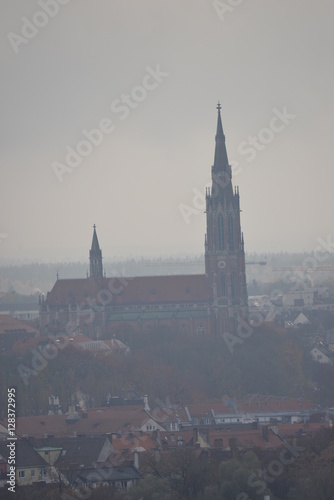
[152, 429, 160, 445]
[229, 438, 237, 459]
[143, 395, 150, 411]
[193, 428, 199, 446]
[204, 428, 210, 447]
[270, 425, 278, 436]
[214, 438, 223, 449]
[162, 437, 168, 451]
[262, 426, 269, 442]
[133, 450, 140, 469]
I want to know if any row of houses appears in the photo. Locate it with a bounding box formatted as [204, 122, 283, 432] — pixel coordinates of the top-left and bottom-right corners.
[0, 417, 331, 490]
[0, 436, 142, 490]
[0, 394, 323, 441]
[0, 303, 39, 321]
[249, 286, 332, 311]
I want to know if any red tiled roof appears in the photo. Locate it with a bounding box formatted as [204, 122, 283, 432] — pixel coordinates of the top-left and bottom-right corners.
[111, 434, 158, 453]
[46, 275, 208, 307]
[11, 406, 151, 438]
[11, 337, 42, 355]
[67, 336, 127, 352]
[274, 421, 330, 438]
[46, 278, 106, 307]
[207, 422, 331, 450]
[149, 405, 189, 425]
[0, 314, 38, 335]
[212, 427, 283, 450]
[185, 397, 315, 418]
[160, 430, 194, 447]
[160, 427, 283, 450]
[186, 403, 235, 416]
[239, 394, 314, 412]
[10, 334, 126, 355]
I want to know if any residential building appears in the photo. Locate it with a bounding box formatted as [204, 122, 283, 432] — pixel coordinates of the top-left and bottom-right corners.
[0, 440, 50, 486]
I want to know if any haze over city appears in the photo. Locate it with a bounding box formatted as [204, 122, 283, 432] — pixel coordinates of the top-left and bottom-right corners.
[1, 0, 333, 262]
[3, 4, 334, 498]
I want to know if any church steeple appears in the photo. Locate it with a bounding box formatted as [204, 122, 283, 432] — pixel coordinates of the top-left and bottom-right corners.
[89, 224, 103, 278]
[213, 102, 229, 171]
[205, 103, 248, 336]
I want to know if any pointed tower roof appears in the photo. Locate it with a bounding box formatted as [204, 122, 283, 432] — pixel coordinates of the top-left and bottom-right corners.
[213, 102, 229, 170]
[90, 224, 103, 278]
[91, 224, 101, 253]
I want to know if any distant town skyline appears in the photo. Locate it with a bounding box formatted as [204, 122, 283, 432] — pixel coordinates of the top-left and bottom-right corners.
[1, 1, 334, 261]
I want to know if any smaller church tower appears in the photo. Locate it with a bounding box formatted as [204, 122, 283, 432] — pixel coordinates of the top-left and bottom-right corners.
[89, 225, 103, 278]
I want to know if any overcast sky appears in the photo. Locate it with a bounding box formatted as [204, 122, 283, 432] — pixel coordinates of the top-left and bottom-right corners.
[1, 0, 333, 262]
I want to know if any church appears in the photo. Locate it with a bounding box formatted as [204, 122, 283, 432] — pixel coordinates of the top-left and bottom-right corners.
[40, 105, 248, 338]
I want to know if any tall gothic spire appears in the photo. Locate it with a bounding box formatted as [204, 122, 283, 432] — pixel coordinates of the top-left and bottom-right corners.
[89, 224, 103, 278]
[205, 104, 248, 335]
[213, 102, 229, 170]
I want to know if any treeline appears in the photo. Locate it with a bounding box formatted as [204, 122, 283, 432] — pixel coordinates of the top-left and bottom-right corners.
[1, 252, 334, 295]
[130, 427, 334, 500]
[0, 257, 204, 295]
[1, 326, 333, 418]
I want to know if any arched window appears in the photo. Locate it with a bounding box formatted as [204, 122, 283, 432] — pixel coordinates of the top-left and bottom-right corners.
[229, 214, 234, 250]
[220, 273, 226, 297]
[231, 272, 236, 298]
[208, 218, 213, 248]
[218, 215, 224, 250]
[233, 314, 238, 332]
[197, 325, 205, 336]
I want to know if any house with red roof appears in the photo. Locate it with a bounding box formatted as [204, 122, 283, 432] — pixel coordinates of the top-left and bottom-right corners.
[0, 314, 39, 352]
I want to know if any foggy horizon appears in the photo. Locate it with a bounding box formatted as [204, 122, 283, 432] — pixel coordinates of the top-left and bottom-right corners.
[1, 1, 333, 262]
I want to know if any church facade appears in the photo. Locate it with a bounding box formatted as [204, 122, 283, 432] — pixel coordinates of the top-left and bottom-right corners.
[40, 105, 248, 338]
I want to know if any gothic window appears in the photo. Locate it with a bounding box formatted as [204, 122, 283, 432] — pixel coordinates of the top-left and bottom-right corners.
[220, 273, 226, 296]
[231, 272, 236, 298]
[229, 214, 234, 250]
[218, 215, 224, 250]
[209, 218, 213, 247]
[221, 315, 226, 334]
[197, 325, 205, 336]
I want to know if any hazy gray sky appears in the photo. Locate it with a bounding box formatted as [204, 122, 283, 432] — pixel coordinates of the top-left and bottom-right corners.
[1, 0, 333, 262]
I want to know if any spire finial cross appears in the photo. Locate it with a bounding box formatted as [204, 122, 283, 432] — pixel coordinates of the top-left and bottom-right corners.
[216, 101, 221, 112]
[93, 224, 96, 230]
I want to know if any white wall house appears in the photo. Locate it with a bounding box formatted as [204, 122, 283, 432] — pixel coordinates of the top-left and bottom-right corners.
[283, 291, 314, 308]
[311, 347, 332, 365]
